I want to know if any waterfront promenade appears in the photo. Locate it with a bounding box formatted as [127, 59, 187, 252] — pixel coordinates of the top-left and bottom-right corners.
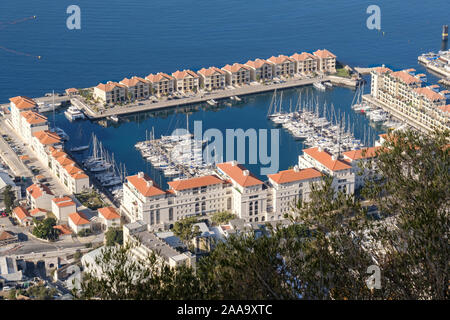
[362, 94, 431, 134]
[73, 75, 360, 119]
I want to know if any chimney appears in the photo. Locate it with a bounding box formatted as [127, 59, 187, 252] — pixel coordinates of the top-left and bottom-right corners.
[331, 155, 336, 161]
[243, 170, 249, 176]
[318, 146, 323, 152]
[231, 160, 237, 166]
[138, 172, 144, 178]
[294, 165, 299, 172]
[146, 180, 153, 188]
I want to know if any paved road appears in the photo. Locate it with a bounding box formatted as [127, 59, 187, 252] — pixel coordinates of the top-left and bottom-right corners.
[0, 124, 32, 178]
[1, 117, 68, 196]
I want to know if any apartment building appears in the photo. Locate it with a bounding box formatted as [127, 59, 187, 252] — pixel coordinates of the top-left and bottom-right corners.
[51, 196, 77, 222]
[12, 206, 32, 226]
[121, 172, 167, 225]
[298, 147, 355, 195]
[197, 67, 226, 91]
[121, 172, 230, 227]
[216, 161, 267, 222]
[370, 67, 449, 132]
[119, 76, 150, 100]
[26, 183, 54, 212]
[48, 147, 90, 194]
[123, 220, 196, 268]
[267, 55, 296, 78]
[97, 206, 121, 230]
[267, 166, 323, 220]
[342, 147, 380, 189]
[290, 52, 319, 74]
[145, 72, 175, 96]
[19, 111, 49, 144]
[93, 82, 127, 104]
[172, 70, 200, 93]
[31, 130, 63, 164]
[9, 96, 37, 139]
[313, 49, 337, 73]
[244, 59, 273, 82]
[68, 212, 91, 234]
[221, 63, 251, 86]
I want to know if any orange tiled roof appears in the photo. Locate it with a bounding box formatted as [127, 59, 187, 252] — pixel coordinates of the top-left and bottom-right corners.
[53, 224, 72, 235]
[13, 206, 30, 220]
[69, 212, 90, 226]
[413, 87, 446, 102]
[98, 206, 120, 220]
[342, 147, 381, 161]
[56, 154, 75, 167]
[120, 76, 147, 87]
[303, 147, 352, 171]
[20, 111, 47, 125]
[245, 59, 270, 69]
[290, 52, 318, 61]
[222, 63, 251, 73]
[52, 196, 76, 208]
[168, 175, 224, 191]
[32, 130, 61, 145]
[391, 71, 421, 85]
[95, 82, 125, 92]
[29, 208, 47, 216]
[9, 96, 37, 109]
[127, 173, 166, 197]
[71, 172, 88, 180]
[268, 167, 323, 184]
[172, 69, 199, 79]
[439, 105, 450, 113]
[197, 67, 226, 76]
[216, 162, 263, 187]
[267, 55, 295, 64]
[373, 66, 392, 74]
[65, 88, 78, 94]
[313, 49, 337, 59]
[146, 72, 174, 82]
[26, 183, 53, 199]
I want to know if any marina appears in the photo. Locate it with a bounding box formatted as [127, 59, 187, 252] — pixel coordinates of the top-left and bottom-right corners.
[268, 91, 364, 153]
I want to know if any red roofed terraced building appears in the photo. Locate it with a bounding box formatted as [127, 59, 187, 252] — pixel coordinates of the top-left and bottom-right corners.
[298, 147, 355, 195]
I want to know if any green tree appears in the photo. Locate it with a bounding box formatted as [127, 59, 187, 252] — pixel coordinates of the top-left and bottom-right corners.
[172, 216, 201, 242]
[3, 185, 16, 213]
[361, 129, 449, 299]
[32, 217, 58, 241]
[75, 243, 203, 300]
[210, 211, 236, 225]
[105, 227, 123, 246]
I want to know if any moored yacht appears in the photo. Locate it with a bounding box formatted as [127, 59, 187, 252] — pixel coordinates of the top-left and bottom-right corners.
[64, 106, 85, 121]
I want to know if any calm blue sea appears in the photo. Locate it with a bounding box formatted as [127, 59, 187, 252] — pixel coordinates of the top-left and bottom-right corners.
[1, 0, 448, 185]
